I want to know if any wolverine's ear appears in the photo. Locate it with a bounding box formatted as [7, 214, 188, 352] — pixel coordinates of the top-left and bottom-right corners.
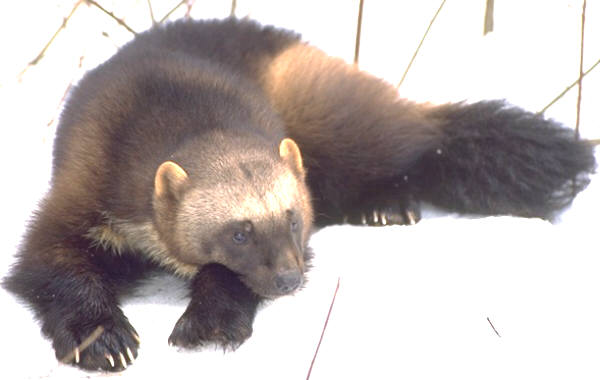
[279, 138, 304, 176]
[154, 161, 189, 201]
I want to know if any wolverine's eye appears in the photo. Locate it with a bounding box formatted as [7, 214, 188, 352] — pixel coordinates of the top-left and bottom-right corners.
[290, 220, 299, 232]
[232, 221, 252, 244]
[232, 231, 248, 244]
[288, 210, 300, 232]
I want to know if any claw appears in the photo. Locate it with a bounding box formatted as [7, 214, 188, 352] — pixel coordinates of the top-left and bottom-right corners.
[361, 213, 367, 225]
[119, 352, 127, 368]
[372, 210, 379, 224]
[380, 213, 387, 225]
[126, 346, 135, 363]
[106, 353, 115, 368]
[132, 332, 141, 344]
[74, 347, 80, 364]
[407, 211, 416, 225]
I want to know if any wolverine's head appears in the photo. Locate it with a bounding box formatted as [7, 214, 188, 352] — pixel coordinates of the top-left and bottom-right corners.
[152, 138, 313, 298]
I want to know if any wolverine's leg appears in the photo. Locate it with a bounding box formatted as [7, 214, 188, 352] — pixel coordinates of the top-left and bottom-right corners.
[260, 44, 595, 221]
[310, 175, 422, 227]
[4, 231, 142, 371]
[168, 264, 261, 349]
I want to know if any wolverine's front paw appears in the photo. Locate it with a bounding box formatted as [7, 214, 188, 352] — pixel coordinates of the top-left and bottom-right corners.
[52, 313, 139, 372]
[168, 302, 253, 350]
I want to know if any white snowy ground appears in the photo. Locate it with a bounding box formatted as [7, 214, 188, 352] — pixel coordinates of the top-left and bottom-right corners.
[1, 1, 599, 379]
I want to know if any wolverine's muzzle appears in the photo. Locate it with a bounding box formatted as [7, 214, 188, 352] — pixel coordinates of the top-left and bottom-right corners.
[274, 269, 303, 294]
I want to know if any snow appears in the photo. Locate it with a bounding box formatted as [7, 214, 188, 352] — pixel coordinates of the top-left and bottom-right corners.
[0, 1, 598, 379]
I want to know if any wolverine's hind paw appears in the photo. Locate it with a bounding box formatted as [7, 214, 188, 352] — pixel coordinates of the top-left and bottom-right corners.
[345, 196, 421, 226]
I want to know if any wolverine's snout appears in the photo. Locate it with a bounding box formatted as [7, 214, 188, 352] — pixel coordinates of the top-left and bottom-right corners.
[274, 269, 303, 294]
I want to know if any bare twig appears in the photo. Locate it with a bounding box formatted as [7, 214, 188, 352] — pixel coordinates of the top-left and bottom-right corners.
[86, 0, 138, 35]
[537, 56, 600, 115]
[230, 0, 237, 17]
[484, 0, 494, 35]
[18, 0, 84, 81]
[100, 30, 122, 49]
[397, 0, 447, 89]
[570, 1, 588, 197]
[147, 0, 157, 25]
[306, 278, 341, 380]
[575, 0, 586, 139]
[47, 56, 85, 128]
[159, 0, 186, 23]
[353, 0, 365, 66]
[487, 317, 501, 338]
[185, 0, 196, 19]
[59, 325, 105, 363]
[48, 82, 73, 127]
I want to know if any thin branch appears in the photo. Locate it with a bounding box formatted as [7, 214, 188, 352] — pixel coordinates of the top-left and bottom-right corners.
[487, 317, 501, 338]
[18, 0, 84, 81]
[396, 0, 447, 89]
[48, 83, 73, 128]
[306, 278, 340, 380]
[59, 326, 105, 364]
[100, 30, 122, 49]
[86, 0, 138, 35]
[483, 0, 494, 35]
[47, 56, 85, 128]
[159, 0, 187, 24]
[575, 0, 586, 139]
[147, 0, 157, 25]
[353, 0, 365, 66]
[537, 56, 600, 115]
[185, 0, 196, 19]
[230, 0, 237, 17]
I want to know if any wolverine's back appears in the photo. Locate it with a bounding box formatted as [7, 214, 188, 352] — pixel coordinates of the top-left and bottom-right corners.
[52, 19, 292, 222]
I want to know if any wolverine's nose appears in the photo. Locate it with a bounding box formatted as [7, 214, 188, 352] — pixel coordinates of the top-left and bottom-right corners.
[275, 270, 302, 294]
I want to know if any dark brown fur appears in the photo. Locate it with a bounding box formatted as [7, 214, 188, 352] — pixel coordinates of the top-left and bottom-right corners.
[4, 17, 596, 372]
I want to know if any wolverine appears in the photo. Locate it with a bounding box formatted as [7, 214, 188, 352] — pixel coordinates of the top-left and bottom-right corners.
[4, 17, 596, 371]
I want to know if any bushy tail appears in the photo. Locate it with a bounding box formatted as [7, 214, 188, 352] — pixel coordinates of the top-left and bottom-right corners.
[414, 100, 596, 218]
